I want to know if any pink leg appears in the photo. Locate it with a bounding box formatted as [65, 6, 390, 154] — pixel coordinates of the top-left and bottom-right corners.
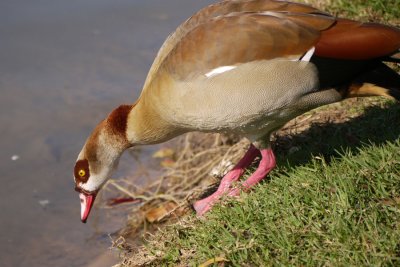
[227, 148, 276, 197]
[193, 144, 260, 216]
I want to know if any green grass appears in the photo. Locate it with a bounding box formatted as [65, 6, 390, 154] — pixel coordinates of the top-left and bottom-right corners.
[175, 143, 400, 266]
[332, 0, 400, 22]
[302, 0, 400, 23]
[122, 100, 400, 266]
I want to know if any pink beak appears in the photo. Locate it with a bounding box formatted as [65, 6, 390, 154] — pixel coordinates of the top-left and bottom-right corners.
[79, 193, 96, 223]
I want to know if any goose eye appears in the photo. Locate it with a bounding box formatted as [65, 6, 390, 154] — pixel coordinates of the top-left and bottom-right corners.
[78, 170, 86, 177]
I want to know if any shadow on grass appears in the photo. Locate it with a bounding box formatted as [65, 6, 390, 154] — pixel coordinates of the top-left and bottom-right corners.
[273, 100, 400, 168]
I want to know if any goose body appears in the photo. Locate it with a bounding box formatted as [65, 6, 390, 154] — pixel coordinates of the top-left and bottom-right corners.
[74, 0, 400, 222]
[145, 59, 340, 141]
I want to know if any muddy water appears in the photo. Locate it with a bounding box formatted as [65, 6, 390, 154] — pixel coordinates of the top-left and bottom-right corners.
[0, 1, 214, 266]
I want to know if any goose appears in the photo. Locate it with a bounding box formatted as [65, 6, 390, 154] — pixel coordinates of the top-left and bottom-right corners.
[73, 0, 400, 223]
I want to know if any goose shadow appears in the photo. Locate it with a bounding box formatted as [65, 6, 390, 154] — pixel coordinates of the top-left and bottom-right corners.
[272, 100, 400, 169]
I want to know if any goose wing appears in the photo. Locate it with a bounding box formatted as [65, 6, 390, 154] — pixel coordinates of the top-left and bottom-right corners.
[149, 11, 334, 83]
[143, 0, 330, 88]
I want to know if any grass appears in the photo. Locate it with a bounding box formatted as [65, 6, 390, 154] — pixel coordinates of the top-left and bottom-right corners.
[163, 142, 400, 266]
[302, 0, 400, 23]
[115, 0, 400, 266]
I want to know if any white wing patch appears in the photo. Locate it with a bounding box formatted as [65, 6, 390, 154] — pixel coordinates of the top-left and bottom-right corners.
[205, 66, 237, 78]
[300, 47, 315, 62]
[204, 47, 314, 78]
[259, 11, 286, 18]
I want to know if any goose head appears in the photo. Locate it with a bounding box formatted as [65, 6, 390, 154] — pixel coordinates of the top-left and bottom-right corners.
[73, 105, 132, 223]
[73, 103, 180, 223]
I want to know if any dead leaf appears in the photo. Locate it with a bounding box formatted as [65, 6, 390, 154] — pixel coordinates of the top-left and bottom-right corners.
[107, 197, 142, 206]
[152, 148, 175, 158]
[199, 256, 228, 267]
[380, 197, 400, 206]
[145, 202, 178, 223]
[161, 158, 175, 167]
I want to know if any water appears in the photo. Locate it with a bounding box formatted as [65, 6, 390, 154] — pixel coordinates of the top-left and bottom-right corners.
[0, 0, 214, 266]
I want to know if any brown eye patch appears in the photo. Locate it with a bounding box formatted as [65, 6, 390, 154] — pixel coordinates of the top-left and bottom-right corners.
[74, 159, 90, 183]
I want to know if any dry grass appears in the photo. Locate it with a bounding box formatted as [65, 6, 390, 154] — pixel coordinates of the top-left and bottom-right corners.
[103, 132, 248, 239]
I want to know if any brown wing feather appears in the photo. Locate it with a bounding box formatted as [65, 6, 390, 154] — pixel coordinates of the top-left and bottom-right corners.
[315, 19, 400, 60]
[159, 12, 334, 81]
[143, 0, 330, 89]
[158, 0, 326, 63]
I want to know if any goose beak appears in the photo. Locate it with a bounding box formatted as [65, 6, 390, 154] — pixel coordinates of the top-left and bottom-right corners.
[79, 193, 96, 223]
